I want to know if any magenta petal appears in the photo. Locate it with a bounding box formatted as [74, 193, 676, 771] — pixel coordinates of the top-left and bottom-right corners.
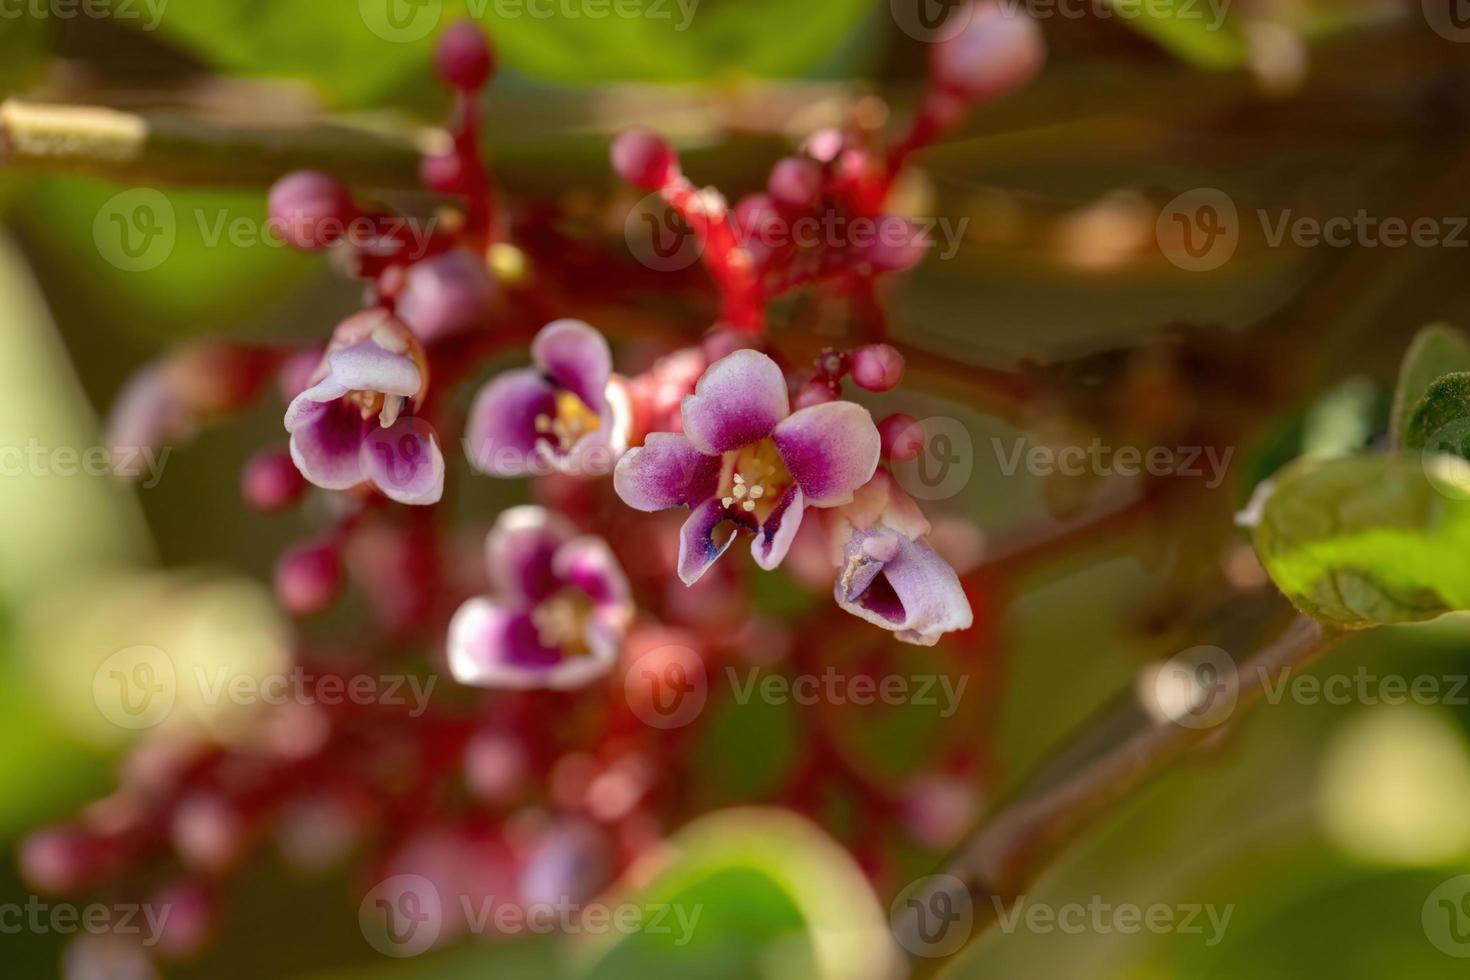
[465, 369, 558, 477]
[680, 349, 790, 455]
[751, 485, 805, 571]
[360, 418, 445, 505]
[447, 598, 563, 690]
[554, 536, 632, 610]
[286, 397, 369, 490]
[326, 341, 422, 398]
[613, 433, 720, 512]
[835, 533, 973, 646]
[283, 378, 350, 431]
[486, 506, 576, 604]
[677, 498, 738, 586]
[532, 319, 612, 415]
[773, 400, 881, 508]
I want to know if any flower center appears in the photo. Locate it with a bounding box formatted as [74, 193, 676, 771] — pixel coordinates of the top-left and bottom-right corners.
[531, 590, 594, 653]
[718, 438, 793, 524]
[534, 390, 602, 453]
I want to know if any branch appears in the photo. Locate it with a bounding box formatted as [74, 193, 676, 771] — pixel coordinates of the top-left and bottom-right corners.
[894, 612, 1345, 975]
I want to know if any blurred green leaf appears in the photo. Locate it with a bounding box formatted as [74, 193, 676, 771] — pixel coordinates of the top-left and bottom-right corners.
[1391, 323, 1470, 448]
[1107, 0, 1249, 70]
[1404, 372, 1470, 457]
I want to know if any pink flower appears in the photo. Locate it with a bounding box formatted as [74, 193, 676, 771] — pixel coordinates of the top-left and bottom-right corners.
[448, 507, 633, 690]
[614, 349, 881, 584]
[284, 310, 445, 505]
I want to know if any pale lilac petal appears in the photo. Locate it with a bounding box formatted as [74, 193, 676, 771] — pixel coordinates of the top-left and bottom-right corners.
[613, 433, 720, 512]
[360, 418, 445, 505]
[554, 536, 632, 611]
[326, 341, 422, 398]
[283, 377, 350, 430]
[465, 369, 557, 477]
[447, 598, 565, 690]
[677, 497, 738, 586]
[835, 533, 973, 646]
[396, 249, 498, 343]
[554, 426, 620, 479]
[486, 506, 577, 604]
[532, 319, 611, 415]
[680, 349, 790, 455]
[751, 485, 805, 571]
[773, 400, 881, 508]
[286, 398, 368, 490]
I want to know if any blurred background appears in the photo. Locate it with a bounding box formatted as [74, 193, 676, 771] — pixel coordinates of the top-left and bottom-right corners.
[5, 0, 1470, 977]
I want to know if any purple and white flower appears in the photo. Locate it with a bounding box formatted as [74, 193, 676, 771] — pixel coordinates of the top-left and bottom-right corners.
[448, 507, 633, 690]
[614, 348, 881, 585]
[465, 320, 631, 478]
[284, 310, 445, 505]
[824, 471, 973, 646]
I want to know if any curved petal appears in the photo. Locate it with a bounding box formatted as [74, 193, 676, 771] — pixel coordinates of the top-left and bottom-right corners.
[286, 397, 368, 490]
[613, 433, 720, 512]
[283, 378, 349, 431]
[751, 485, 805, 571]
[680, 349, 789, 455]
[554, 426, 621, 480]
[361, 418, 445, 505]
[447, 598, 567, 690]
[465, 369, 557, 477]
[486, 506, 577, 604]
[677, 497, 738, 586]
[773, 400, 881, 508]
[532, 319, 612, 415]
[326, 341, 422, 398]
[834, 534, 973, 647]
[554, 535, 632, 611]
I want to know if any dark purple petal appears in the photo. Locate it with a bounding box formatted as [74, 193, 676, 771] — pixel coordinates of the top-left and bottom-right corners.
[613, 433, 720, 512]
[773, 400, 881, 508]
[325, 341, 422, 398]
[447, 598, 567, 690]
[677, 497, 738, 586]
[285, 397, 369, 490]
[360, 417, 445, 505]
[486, 506, 576, 604]
[834, 532, 973, 646]
[751, 485, 805, 571]
[465, 368, 558, 477]
[554, 536, 632, 611]
[680, 349, 789, 455]
[532, 319, 611, 415]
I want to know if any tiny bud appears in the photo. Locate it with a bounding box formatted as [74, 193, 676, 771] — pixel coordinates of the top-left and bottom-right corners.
[420, 153, 463, 193]
[274, 539, 343, 617]
[611, 127, 677, 190]
[862, 216, 931, 273]
[851, 343, 906, 392]
[880, 413, 924, 461]
[767, 156, 823, 211]
[464, 731, 528, 805]
[395, 249, 498, 343]
[267, 171, 354, 252]
[149, 880, 215, 962]
[436, 20, 495, 91]
[802, 128, 845, 164]
[19, 826, 101, 894]
[931, 1, 1045, 103]
[900, 775, 976, 849]
[172, 795, 245, 874]
[794, 377, 838, 409]
[242, 450, 307, 513]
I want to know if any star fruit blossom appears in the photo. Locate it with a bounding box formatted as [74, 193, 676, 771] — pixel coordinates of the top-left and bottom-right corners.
[824, 470, 973, 646]
[614, 349, 882, 584]
[284, 309, 445, 505]
[448, 507, 633, 690]
[466, 319, 631, 478]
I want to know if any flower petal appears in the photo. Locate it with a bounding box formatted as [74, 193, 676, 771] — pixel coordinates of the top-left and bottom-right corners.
[554, 536, 632, 610]
[283, 377, 350, 431]
[465, 369, 558, 477]
[326, 341, 422, 398]
[677, 497, 738, 586]
[361, 418, 445, 505]
[286, 397, 368, 490]
[834, 533, 973, 646]
[751, 485, 805, 571]
[532, 319, 612, 415]
[774, 400, 881, 507]
[447, 598, 566, 690]
[680, 349, 789, 455]
[613, 433, 720, 512]
[486, 506, 577, 604]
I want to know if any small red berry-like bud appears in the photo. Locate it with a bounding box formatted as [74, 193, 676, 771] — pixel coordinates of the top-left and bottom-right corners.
[242, 450, 307, 513]
[851, 343, 906, 392]
[19, 826, 101, 894]
[880, 413, 925, 461]
[149, 880, 216, 962]
[464, 731, 528, 805]
[794, 377, 839, 409]
[435, 20, 495, 91]
[171, 795, 245, 874]
[274, 539, 343, 616]
[268, 171, 355, 252]
[420, 152, 463, 193]
[900, 775, 975, 849]
[611, 127, 678, 190]
[931, 1, 1045, 103]
[767, 156, 823, 211]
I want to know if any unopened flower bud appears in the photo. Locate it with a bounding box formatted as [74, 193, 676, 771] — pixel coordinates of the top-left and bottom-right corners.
[880, 413, 924, 461]
[436, 20, 495, 91]
[148, 880, 215, 961]
[768, 156, 823, 211]
[171, 795, 245, 874]
[851, 343, 905, 392]
[274, 539, 343, 617]
[268, 171, 355, 252]
[931, 1, 1045, 103]
[242, 450, 307, 513]
[611, 127, 677, 190]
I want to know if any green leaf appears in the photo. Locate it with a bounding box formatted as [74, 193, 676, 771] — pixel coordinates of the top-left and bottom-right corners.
[1107, 0, 1249, 70]
[576, 808, 897, 980]
[1250, 453, 1470, 629]
[1390, 323, 1470, 448]
[1403, 372, 1470, 457]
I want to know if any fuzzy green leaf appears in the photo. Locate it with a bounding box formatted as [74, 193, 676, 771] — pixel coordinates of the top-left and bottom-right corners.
[1390, 323, 1470, 448]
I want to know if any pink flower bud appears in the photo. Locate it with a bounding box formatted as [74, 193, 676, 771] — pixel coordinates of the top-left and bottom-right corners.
[242, 450, 307, 513]
[274, 539, 343, 617]
[267, 171, 355, 252]
[900, 775, 976, 849]
[171, 795, 245, 874]
[862, 216, 931, 273]
[611, 127, 677, 190]
[19, 826, 102, 894]
[149, 880, 215, 962]
[880, 413, 924, 461]
[464, 731, 528, 805]
[851, 343, 905, 392]
[931, 2, 1045, 103]
[436, 20, 495, 91]
[420, 152, 463, 193]
[794, 377, 839, 409]
[767, 156, 823, 211]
